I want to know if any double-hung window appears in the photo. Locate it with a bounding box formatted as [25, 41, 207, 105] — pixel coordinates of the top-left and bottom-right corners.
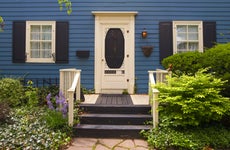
[173, 21, 203, 54]
[26, 21, 56, 63]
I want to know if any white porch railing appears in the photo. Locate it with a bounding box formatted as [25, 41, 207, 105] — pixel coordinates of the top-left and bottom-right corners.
[59, 68, 81, 126]
[148, 69, 171, 128]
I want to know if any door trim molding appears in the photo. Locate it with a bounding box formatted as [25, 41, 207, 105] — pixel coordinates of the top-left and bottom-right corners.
[92, 11, 137, 94]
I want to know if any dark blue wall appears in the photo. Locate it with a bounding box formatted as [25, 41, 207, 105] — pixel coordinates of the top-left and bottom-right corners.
[1, 0, 230, 93]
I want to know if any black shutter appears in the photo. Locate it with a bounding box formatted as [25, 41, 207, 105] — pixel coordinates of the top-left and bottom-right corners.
[203, 22, 216, 49]
[12, 21, 26, 63]
[56, 21, 69, 63]
[159, 22, 173, 63]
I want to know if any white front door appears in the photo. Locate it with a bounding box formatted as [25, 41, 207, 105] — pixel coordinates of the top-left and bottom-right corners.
[101, 26, 128, 93]
[93, 11, 137, 94]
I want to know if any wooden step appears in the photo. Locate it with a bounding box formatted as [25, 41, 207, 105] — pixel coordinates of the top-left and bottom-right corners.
[75, 102, 152, 138]
[74, 124, 151, 138]
[80, 113, 152, 125]
[79, 104, 151, 114]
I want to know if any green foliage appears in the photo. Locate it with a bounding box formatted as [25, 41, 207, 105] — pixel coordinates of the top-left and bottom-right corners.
[161, 43, 230, 97]
[58, 0, 72, 15]
[0, 16, 3, 32]
[0, 107, 71, 149]
[142, 125, 230, 150]
[24, 80, 39, 107]
[155, 68, 230, 127]
[43, 109, 69, 131]
[37, 85, 59, 105]
[162, 51, 203, 75]
[0, 16, 3, 23]
[202, 43, 230, 97]
[0, 78, 24, 107]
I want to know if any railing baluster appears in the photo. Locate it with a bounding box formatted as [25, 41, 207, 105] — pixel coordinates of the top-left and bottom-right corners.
[60, 69, 81, 126]
[148, 69, 170, 128]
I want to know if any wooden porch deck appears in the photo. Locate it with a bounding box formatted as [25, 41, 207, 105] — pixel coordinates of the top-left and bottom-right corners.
[82, 94, 149, 105]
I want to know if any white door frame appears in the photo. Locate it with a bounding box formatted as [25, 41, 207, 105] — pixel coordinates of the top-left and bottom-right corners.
[92, 11, 137, 94]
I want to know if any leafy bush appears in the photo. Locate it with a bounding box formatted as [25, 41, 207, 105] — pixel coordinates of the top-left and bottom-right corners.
[155, 68, 230, 127]
[201, 43, 230, 97]
[161, 43, 230, 97]
[0, 107, 71, 149]
[162, 51, 203, 75]
[0, 78, 24, 107]
[142, 125, 230, 150]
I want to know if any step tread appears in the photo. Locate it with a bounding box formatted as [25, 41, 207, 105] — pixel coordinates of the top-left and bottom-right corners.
[75, 124, 151, 130]
[80, 104, 150, 107]
[80, 113, 152, 118]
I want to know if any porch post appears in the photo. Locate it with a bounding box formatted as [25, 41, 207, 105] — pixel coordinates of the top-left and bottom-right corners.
[152, 89, 159, 128]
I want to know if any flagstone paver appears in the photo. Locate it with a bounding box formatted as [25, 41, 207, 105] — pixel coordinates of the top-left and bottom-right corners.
[67, 138, 151, 150]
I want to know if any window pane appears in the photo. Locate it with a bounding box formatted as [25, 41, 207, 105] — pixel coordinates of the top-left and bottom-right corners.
[177, 33, 187, 40]
[42, 42, 52, 58]
[177, 25, 186, 32]
[188, 33, 198, 40]
[42, 33, 52, 40]
[177, 42, 187, 51]
[42, 25, 52, 40]
[188, 25, 198, 32]
[31, 26, 41, 40]
[30, 42, 40, 58]
[31, 33, 40, 40]
[31, 25, 40, 32]
[42, 25, 52, 32]
[31, 42, 40, 49]
[188, 42, 198, 51]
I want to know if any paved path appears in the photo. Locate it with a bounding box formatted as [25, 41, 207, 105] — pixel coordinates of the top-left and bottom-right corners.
[67, 138, 150, 150]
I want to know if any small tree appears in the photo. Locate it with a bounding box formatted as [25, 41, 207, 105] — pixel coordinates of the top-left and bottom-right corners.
[156, 68, 230, 127]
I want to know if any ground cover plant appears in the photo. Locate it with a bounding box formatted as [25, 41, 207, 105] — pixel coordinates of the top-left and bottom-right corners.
[0, 78, 72, 149]
[142, 68, 230, 150]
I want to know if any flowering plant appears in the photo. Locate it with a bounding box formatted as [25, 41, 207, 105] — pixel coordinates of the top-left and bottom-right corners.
[46, 91, 68, 118]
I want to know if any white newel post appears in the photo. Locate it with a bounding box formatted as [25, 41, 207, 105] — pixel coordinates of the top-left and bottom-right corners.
[60, 69, 81, 126]
[152, 88, 159, 128]
[68, 91, 74, 126]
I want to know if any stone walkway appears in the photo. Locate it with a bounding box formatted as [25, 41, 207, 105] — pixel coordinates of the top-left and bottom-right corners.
[66, 138, 151, 150]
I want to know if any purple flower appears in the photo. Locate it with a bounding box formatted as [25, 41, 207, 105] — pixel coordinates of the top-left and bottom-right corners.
[46, 93, 51, 101]
[46, 92, 68, 118]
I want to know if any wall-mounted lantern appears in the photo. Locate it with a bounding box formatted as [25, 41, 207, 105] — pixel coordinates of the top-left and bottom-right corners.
[141, 28, 148, 38]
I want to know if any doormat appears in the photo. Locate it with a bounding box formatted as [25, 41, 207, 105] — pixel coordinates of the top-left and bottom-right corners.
[95, 94, 133, 105]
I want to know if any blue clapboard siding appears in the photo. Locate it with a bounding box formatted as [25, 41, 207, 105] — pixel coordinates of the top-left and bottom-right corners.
[1, 0, 230, 93]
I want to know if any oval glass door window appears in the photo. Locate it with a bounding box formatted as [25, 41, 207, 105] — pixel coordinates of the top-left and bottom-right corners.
[105, 28, 124, 68]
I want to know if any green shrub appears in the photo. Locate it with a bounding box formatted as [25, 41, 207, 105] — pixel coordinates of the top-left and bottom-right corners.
[202, 43, 230, 97]
[162, 43, 230, 97]
[162, 51, 203, 75]
[142, 125, 230, 150]
[0, 78, 24, 107]
[155, 68, 230, 127]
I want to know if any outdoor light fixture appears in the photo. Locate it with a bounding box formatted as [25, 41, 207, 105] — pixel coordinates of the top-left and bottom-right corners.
[141, 28, 147, 38]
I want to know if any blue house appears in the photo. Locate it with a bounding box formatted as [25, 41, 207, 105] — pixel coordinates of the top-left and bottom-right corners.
[1, 0, 230, 94]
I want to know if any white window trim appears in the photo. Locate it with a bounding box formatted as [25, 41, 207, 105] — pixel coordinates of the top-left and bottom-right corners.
[26, 21, 56, 63]
[173, 21, 203, 54]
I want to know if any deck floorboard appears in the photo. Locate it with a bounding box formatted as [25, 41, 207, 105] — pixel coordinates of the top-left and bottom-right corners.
[95, 94, 133, 105]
